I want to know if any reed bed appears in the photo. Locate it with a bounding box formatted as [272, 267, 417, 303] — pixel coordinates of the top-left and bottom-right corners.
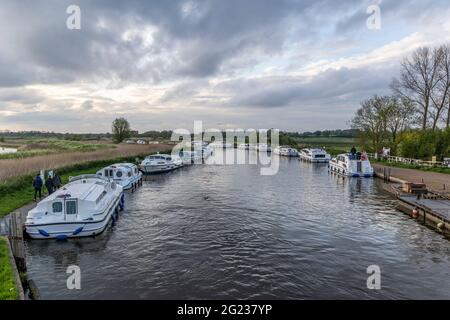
[0, 144, 170, 182]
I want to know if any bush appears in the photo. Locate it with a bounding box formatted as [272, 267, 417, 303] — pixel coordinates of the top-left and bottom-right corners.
[397, 128, 450, 160]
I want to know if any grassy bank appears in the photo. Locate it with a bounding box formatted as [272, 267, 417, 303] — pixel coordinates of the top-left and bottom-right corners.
[0, 237, 18, 300]
[290, 136, 356, 155]
[0, 150, 170, 218]
[374, 159, 450, 175]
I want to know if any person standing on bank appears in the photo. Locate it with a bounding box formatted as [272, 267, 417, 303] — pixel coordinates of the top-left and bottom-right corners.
[45, 175, 54, 195]
[52, 171, 61, 190]
[33, 173, 43, 201]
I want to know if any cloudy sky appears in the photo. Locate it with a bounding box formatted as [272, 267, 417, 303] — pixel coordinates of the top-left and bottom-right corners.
[0, 0, 449, 133]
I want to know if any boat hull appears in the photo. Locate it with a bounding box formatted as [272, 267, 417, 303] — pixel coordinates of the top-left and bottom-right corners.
[329, 163, 374, 177]
[25, 195, 122, 239]
[300, 155, 330, 163]
[121, 173, 142, 190]
[139, 164, 182, 175]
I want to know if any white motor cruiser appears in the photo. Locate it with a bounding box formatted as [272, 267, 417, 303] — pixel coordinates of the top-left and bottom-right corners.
[257, 143, 272, 152]
[274, 146, 299, 157]
[299, 148, 331, 163]
[139, 153, 183, 174]
[25, 175, 124, 240]
[179, 150, 203, 164]
[329, 153, 374, 177]
[96, 163, 142, 191]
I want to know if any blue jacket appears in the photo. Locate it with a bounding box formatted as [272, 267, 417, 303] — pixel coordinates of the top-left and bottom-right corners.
[33, 176, 43, 189]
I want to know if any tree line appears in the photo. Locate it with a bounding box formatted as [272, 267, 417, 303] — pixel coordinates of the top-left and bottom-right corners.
[352, 43, 450, 160]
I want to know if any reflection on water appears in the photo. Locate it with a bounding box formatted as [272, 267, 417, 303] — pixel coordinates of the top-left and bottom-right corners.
[25, 150, 450, 299]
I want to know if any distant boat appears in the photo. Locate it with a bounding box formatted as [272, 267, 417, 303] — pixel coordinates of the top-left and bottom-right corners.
[25, 175, 124, 239]
[0, 147, 17, 155]
[139, 154, 183, 174]
[274, 146, 299, 157]
[210, 142, 233, 149]
[96, 163, 142, 190]
[257, 143, 272, 152]
[299, 148, 331, 163]
[179, 150, 203, 164]
[329, 153, 374, 177]
[238, 143, 250, 150]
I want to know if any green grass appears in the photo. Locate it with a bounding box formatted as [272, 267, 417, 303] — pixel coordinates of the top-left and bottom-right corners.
[289, 136, 356, 156]
[0, 237, 18, 300]
[0, 150, 171, 218]
[374, 159, 450, 175]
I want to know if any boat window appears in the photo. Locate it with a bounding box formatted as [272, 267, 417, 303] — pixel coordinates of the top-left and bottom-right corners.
[116, 170, 123, 178]
[66, 200, 77, 215]
[52, 202, 63, 213]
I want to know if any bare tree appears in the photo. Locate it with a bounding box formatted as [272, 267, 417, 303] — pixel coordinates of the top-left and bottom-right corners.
[386, 96, 415, 144]
[391, 47, 442, 130]
[430, 44, 450, 129]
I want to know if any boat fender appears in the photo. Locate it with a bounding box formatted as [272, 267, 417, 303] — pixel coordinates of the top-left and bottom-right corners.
[120, 194, 125, 204]
[437, 222, 445, 230]
[38, 229, 50, 237]
[411, 209, 419, 219]
[119, 202, 124, 211]
[73, 226, 84, 235]
[56, 234, 68, 241]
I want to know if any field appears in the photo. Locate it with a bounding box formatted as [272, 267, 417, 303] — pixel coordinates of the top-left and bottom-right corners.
[290, 136, 356, 155]
[0, 237, 18, 300]
[0, 138, 115, 160]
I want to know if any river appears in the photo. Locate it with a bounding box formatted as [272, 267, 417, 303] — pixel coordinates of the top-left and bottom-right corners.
[24, 150, 450, 299]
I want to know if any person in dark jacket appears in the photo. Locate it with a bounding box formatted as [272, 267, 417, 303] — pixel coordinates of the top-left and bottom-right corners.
[33, 173, 43, 201]
[52, 172, 61, 190]
[45, 176, 54, 195]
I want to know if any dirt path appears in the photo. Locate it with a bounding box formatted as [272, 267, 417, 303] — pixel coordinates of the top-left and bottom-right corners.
[0, 144, 172, 182]
[373, 163, 450, 192]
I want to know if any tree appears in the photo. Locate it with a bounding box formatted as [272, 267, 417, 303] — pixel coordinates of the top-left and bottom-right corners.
[391, 46, 442, 130]
[430, 45, 450, 130]
[351, 95, 392, 152]
[111, 118, 131, 143]
[385, 96, 415, 150]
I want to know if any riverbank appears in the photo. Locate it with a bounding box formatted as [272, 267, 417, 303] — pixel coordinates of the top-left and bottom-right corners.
[0, 236, 20, 300]
[0, 145, 171, 218]
[373, 163, 450, 195]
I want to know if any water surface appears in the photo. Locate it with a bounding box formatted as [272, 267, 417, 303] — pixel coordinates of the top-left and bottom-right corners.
[25, 150, 450, 299]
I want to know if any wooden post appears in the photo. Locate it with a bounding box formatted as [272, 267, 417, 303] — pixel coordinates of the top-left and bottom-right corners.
[8, 212, 26, 272]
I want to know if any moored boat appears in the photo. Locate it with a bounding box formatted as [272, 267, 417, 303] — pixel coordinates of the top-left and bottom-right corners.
[329, 153, 374, 177]
[257, 143, 272, 152]
[25, 175, 124, 239]
[96, 163, 142, 190]
[299, 148, 331, 163]
[274, 146, 299, 157]
[139, 153, 183, 174]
